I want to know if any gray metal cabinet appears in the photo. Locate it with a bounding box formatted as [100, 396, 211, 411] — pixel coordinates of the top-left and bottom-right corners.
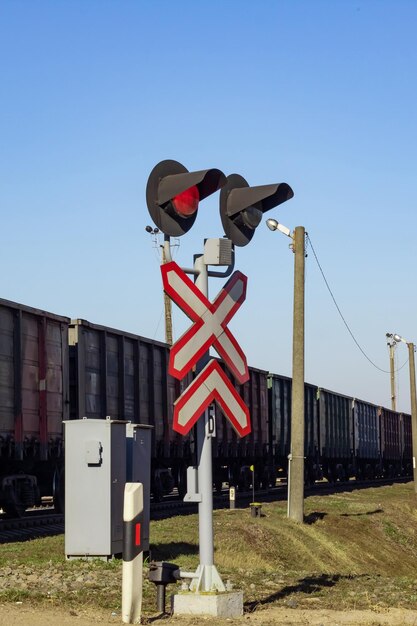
[64, 418, 126, 559]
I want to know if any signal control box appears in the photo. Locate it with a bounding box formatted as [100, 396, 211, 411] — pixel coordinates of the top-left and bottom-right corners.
[64, 418, 151, 560]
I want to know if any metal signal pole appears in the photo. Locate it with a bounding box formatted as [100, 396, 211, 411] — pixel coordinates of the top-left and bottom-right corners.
[191, 253, 225, 593]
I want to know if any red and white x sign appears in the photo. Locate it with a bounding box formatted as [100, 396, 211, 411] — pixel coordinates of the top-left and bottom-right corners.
[161, 261, 249, 384]
[173, 359, 251, 436]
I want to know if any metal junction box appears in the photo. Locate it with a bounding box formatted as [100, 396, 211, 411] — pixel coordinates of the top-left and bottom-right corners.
[203, 237, 233, 266]
[64, 418, 127, 560]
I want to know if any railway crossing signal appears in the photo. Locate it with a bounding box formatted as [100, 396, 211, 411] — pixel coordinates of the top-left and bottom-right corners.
[220, 173, 294, 246]
[145, 158, 294, 603]
[146, 159, 226, 237]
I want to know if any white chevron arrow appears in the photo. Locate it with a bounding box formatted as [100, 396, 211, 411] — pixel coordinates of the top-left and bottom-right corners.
[173, 359, 251, 437]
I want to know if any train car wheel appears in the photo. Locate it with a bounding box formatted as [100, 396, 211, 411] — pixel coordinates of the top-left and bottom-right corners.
[152, 476, 163, 502]
[53, 467, 65, 514]
[3, 492, 26, 518]
[176, 464, 187, 499]
[336, 464, 346, 481]
[228, 465, 239, 488]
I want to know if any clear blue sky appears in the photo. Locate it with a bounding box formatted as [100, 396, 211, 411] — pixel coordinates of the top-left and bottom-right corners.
[1, 1, 416, 411]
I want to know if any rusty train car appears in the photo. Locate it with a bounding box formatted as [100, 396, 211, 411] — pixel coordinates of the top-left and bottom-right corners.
[0, 297, 412, 516]
[0, 299, 69, 515]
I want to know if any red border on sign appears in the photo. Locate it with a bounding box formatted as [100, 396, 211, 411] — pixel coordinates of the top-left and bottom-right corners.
[168, 317, 214, 380]
[162, 262, 209, 322]
[215, 270, 247, 329]
[173, 360, 251, 437]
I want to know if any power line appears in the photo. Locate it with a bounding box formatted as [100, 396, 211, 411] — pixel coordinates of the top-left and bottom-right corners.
[306, 233, 408, 375]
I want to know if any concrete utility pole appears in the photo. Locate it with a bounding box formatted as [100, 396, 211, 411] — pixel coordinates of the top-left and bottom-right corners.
[162, 237, 173, 346]
[390, 334, 417, 494]
[265, 219, 306, 523]
[386, 334, 397, 411]
[288, 226, 306, 523]
[407, 342, 417, 493]
[145, 227, 173, 346]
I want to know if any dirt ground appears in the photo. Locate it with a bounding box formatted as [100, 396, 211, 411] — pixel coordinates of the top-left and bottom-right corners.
[1, 604, 417, 626]
[3, 484, 417, 625]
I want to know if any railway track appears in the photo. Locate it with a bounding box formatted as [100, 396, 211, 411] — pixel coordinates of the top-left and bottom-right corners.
[0, 510, 64, 543]
[151, 476, 411, 517]
[0, 477, 411, 543]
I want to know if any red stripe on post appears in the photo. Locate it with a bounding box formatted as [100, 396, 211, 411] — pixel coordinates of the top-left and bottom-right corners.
[135, 523, 141, 546]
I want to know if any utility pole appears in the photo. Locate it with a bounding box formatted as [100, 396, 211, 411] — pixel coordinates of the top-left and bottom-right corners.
[162, 237, 173, 346]
[288, 226, 305, 523]
[386, 334, 397, 411]
[390, 333, 417, 495]
[408, 342, 417, 493]
[146, 226, 174, 346]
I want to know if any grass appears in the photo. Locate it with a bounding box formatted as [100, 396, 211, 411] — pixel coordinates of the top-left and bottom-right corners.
[1, 481, 417, 616]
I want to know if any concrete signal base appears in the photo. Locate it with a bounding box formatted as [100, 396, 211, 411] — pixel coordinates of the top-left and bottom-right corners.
[172, 590, 243, 618]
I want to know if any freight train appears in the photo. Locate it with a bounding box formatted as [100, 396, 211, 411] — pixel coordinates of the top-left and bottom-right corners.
[0, 297, 412, 516]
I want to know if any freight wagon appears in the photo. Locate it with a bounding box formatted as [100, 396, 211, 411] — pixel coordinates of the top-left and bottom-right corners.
[268, 373, 321, 484]
[353, 398, 381, 479]
[0, 298, 69, 516]
[318, 387, 354, 481]
[379, 406, 412, 477]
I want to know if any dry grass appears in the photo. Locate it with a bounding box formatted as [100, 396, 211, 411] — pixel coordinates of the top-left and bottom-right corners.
[1, 481, 417, 615]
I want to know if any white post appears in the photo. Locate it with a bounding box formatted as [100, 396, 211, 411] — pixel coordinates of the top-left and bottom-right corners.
[122, 483, 144, 624]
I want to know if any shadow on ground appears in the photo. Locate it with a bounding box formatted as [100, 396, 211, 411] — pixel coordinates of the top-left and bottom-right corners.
[340, 508, 383, 517]
[150, 541, 198, 561]
[244, 573, 370, 611]
[304, 511, 327, 524]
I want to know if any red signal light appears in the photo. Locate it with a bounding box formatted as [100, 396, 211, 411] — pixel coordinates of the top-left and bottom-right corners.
[147, 160, 226, 236]
[172, 185, 200, 218]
